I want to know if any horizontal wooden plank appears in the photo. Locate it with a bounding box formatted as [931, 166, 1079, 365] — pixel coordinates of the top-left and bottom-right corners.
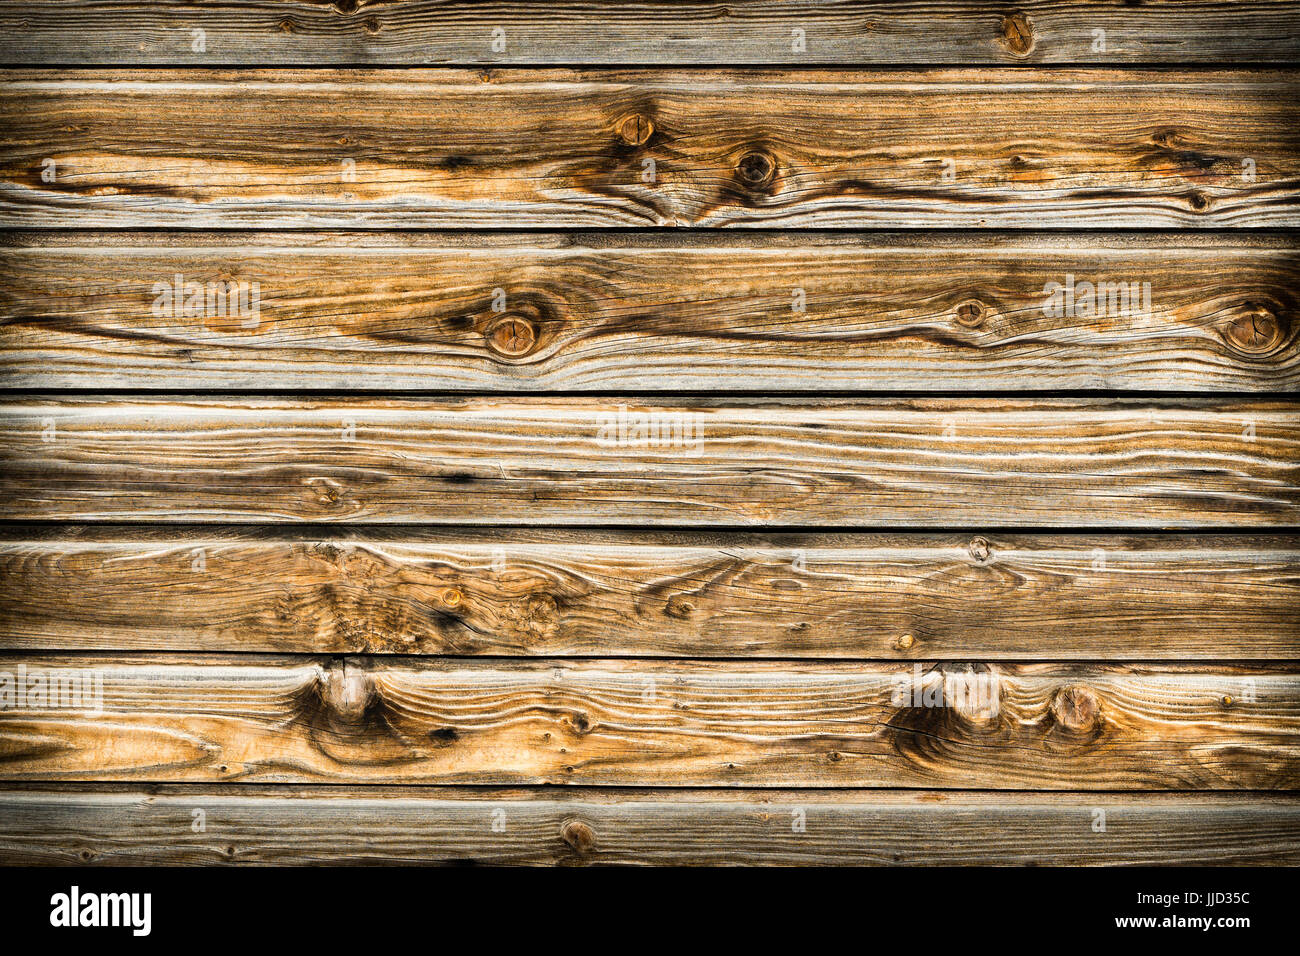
[1, 398, 1296, 527]
[3, 70, 1298, 228]
[1, 786, 1296, 866]
[2, 529, 1297, 658]
[4, 232, 1298, 391]
[3, 1, 1300, 65]
[0, 656, 1294, 788]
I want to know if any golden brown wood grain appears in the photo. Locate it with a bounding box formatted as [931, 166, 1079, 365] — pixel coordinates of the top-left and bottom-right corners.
[3, 232, 1297, 392]
[2, 4, 1299, 871]
[1, 786, 1296, 866]
[3, 1, 1299, 65]
[0, 655, 1294, 789]
[1, 397, 1296, 526]
[2, 528, 1297, 659]
[3, 69, 1298, 228]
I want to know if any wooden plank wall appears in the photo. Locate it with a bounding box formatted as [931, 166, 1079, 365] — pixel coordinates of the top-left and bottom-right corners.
[0, 2, 1298, 867]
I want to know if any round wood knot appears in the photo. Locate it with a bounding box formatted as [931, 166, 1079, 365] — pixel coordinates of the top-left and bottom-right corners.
[954, 299, 988, 328]
[568, 711, 593, 735]
[319, 663, 375, 723]
[1152, 128, 1180, 149]
[968, 536, 992, 562]
[1000, 13, 1035, 57]
[618, 113, 654, 147]
[664, 595, 694, 619]
[484, 314, 538, 358]
[560, 819, 596, 854]
[441, 587, 463, 608]
[1221, 303, 1287, 357]
[896, 633, 915, 651]
[736, 150, 777, 188]
[1051, 685, 1102, 734]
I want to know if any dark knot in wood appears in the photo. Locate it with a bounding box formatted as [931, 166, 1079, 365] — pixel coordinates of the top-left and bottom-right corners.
[1000, 13, 1035, 57]
[560, 818, 596, 855]
[736, 150, 777, 188]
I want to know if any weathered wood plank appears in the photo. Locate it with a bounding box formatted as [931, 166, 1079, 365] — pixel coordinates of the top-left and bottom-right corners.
[2, 1, 1298, 65]
[1, 786, 1296, 866]
[2, 528, 1297, 658]
[3, 70, 1298, 228]
[4, 232, 1297, 392]
[1, 398, 1296, 527]
[0, 656, 1294, 788]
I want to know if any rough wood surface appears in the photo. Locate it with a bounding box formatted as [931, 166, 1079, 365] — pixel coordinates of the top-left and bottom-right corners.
[1, 398, 1296, 527]
[0, 656, 1294, 788]
[3, 69, 1298, 228]
[2, 1, 1298, 65]
[3, 231, 1297, 392]
[2, 528, 1297, 659]
[1, 786, 1296, 866]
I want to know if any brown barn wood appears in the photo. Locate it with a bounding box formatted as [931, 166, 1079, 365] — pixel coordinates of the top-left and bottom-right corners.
[2, 1, 1299, 65]
[3, 2, 1299, 871]
[3, 231, 1297, 392]
[0, 655, 1294, 789]
[3, 69, 1299, 228]
[2, 528, 1298, 659]
[1, 397, 1296, 526]
[1, 786, 1297, 866]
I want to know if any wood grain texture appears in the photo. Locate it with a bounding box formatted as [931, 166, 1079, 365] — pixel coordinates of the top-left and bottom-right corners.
[3, 69, 1298, 228]
[1, 786, 1296, 866]
[1, 398, 1296, 527]
[2, 1, 1299, 65]
[2, 528, 1297, 659]
[4, 232, 1298, 392]
[0, 656, 1294, 788]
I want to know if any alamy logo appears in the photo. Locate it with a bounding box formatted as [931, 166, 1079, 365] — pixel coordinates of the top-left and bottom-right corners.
[1043, 274, 1153, 319]
[151, 273, 261, 327]
[50, 886, 151, 936]
[891, 664, 1001, 716]
[0, 664, 103, 715]
[595, 405, 704, 456]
